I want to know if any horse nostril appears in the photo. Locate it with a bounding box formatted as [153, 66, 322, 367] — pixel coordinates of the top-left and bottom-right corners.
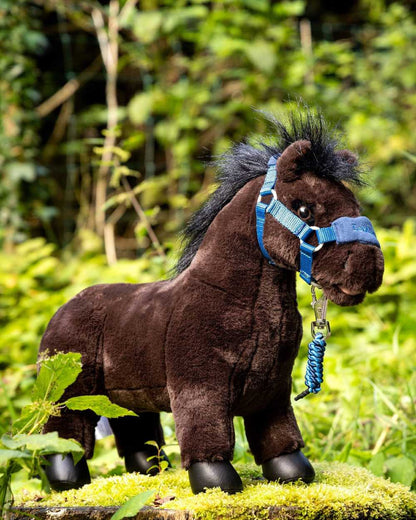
[339, 286, 362, 296]
[342, 250, 353, 272]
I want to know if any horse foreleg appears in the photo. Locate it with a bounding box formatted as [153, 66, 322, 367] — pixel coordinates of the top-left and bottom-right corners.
[244, 404, 315, 483]
[170, 386, 242, 494]
[109, 413, 170, 475]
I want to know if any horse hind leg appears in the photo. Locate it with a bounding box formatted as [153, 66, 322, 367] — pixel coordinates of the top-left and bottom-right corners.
[41, 382, 101, 490]
[39, 292, 106, 490]
[41, 376, 100, 490]
[109, 413, 170, 475]
[43, 410, 98, 490]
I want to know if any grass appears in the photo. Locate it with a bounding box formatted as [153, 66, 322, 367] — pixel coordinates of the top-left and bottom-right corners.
[16, 463, 416, 520]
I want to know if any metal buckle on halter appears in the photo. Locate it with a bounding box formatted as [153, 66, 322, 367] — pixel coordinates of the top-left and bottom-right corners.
[310, 284, 331, 339]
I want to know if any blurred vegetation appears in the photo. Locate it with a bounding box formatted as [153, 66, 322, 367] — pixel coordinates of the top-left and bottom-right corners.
[1, 0, 416, 499]
[0, 0, 46, 245]
[2, 0, 416, 252]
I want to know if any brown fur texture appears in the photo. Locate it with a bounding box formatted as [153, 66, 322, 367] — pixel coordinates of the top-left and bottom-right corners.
[39, 136, 384, 469]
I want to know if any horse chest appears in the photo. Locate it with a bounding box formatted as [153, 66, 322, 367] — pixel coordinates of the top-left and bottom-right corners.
[233, 298, 302, 413]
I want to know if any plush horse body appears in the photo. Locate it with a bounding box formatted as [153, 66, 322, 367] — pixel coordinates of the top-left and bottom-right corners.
[39, 114, 384, 493]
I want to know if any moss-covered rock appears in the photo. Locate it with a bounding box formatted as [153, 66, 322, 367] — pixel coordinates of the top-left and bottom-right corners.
[16, 463, 416, 520]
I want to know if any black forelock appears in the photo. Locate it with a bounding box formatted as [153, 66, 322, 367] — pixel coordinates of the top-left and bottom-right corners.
[174, 110, 364, 275]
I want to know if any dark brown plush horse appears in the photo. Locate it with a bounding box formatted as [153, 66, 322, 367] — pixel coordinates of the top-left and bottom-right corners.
[39, 113, 384, 494]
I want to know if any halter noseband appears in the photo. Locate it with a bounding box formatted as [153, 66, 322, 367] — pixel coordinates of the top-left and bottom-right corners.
[255, 155, 380, 284]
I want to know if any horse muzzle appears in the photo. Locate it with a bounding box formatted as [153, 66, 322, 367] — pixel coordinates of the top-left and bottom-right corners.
[314, 241, 384, 307]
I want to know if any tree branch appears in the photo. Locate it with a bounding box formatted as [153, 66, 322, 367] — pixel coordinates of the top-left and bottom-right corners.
[122, 178, 166, 259]
[35, 56, 102, 118]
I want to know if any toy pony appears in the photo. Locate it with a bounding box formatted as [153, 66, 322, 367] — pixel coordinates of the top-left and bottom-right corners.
[39, 113, 384, 494]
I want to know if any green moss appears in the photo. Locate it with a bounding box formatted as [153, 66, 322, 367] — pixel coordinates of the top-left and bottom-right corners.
[17, 463, 416, 520]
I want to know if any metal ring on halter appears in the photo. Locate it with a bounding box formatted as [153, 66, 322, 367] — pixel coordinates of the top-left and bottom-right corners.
[310, 226, 324, 252]
[299, 225, 324, 253]
[257, 189, 278, 204]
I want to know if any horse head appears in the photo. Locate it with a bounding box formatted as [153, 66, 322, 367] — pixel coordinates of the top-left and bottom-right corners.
[261, 139, 384, 306]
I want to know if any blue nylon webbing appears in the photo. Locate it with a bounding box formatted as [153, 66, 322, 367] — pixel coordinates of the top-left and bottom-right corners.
[300, 242, 316, 284]
[266, 199, 317, 283]
[267, 199, 310, 238]
[255, 201, 275, 264]
[316, 226, 336, 243]
[260, 156, 280, 196]
[255, 155, 380, 284]
[255, 155, 280, 265]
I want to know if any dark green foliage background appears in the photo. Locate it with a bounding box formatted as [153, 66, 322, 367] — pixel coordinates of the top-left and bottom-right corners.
[1, 0, 416, 493]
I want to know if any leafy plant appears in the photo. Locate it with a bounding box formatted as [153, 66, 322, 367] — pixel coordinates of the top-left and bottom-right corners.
[0, 352, 137, 517]
[144, 440, 169, 475]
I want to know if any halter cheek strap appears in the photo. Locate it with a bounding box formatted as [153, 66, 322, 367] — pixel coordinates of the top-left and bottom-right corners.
[256, 155, 380, 284]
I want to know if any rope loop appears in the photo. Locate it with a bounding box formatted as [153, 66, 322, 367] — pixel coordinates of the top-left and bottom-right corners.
[294, 332, 327, 401]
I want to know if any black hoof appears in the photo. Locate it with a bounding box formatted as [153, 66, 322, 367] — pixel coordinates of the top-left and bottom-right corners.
[188, 461, 243, 494]
[125, 449, 171, 476]
[44, 454, 91, 491]
[262, 450, 315, 484]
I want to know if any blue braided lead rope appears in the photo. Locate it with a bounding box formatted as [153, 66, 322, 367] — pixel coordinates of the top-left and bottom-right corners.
[294, 332, 327, 401]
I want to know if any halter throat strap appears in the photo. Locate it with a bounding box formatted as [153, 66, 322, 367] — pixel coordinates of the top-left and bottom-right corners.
[255, 155, 380, 284]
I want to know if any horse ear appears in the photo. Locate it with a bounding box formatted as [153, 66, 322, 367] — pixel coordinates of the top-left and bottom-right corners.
[276, 140, 312, 181]
[336, 149, 358, 166]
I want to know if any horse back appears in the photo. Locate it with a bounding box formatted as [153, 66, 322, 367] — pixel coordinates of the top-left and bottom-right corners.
[39, 280, 174, 410]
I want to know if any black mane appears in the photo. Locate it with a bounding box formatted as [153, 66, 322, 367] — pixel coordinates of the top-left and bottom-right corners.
[174, 111, 363, 275]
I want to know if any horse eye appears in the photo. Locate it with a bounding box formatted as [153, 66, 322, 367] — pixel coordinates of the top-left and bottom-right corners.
[298, 206, 311, 220]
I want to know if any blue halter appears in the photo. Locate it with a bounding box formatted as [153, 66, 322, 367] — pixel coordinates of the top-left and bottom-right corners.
[255, 155, 380, 284]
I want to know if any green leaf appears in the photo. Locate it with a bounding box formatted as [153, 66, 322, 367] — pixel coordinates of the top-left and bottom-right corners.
[11, 406, 41, 435]
[1, 435, 23, 450]
[0, 449, 31, 465]
[336, 442, 352, 463]
[369, 452, 385, 477]
[111, 490, 155, 520]
[1, 433, 84, 464]
[144, 440, 159, 449]
[65, 395, 137, 418]
[385, 456, 415, 486]
[403, 150, 416, 164]
[146, 455, 157, 462]
[128, 92, 153, 126]
[159, 460, 169, 472]
[245, 40, 277, 73]
[132, 11, 162, 43]
[33, 352, 82, 403]
[12, 401, 59, 435]
[241, 0, 269, 12]
[4, 162, 36, 183]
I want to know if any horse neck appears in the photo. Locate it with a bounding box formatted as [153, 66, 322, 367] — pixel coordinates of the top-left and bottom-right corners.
[186, 177, 297, 307]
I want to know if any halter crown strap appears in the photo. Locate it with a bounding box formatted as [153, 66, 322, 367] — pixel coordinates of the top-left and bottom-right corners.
[255, 155, 280, 265]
